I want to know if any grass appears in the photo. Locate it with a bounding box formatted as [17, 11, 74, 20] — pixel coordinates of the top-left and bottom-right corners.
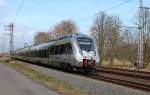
[0, 59, 88, 95]
[146, 63, 150, 70]
[101, 59, 132, 68]
[0, 59, 8, 63]
[101, 59, 150, 71]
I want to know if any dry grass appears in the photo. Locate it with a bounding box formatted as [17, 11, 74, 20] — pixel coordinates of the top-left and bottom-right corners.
[0, 59, 89, 95]
[145, 63, 150, 70]
[101, 59, 132, 68]
[101, 59, 150, 71]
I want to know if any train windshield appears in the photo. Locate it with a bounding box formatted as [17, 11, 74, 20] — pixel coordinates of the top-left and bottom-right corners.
[77, 37, 94, 51]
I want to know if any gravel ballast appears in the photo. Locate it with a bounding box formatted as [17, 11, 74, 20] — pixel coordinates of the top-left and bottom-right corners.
[28, 64, 150, 95]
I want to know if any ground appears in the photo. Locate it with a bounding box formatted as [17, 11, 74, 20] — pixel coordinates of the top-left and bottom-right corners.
[0, 57, 88, 95]
[0, 62, 60, 95]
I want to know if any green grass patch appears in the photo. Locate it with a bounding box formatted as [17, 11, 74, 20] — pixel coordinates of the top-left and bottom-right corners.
[3, 61, 88, 95]
[0, 59, 8, 63]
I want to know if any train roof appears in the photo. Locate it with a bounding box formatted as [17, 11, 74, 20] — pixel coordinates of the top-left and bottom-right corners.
[17, 33, 92, 51]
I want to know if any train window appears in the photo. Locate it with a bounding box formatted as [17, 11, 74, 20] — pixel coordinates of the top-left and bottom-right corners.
[49, 46, 55, 55]
[49, 43, 72, 55]
[38, 49, 46, 58]
[52, 46, 55, 54]
[36, 50, 38, 57]
[38, 49, 49, 58]
[31, 51, 33, 57]
[60, 44, 65, 54]
[32, 50, 34, 57]
[32, 51, 34, 57]
[49, 47, 52, 55]
[45, 49, 49, 57]
[77, 37, 94, 52]
[39, 50, 42, 57]
[28, 51, 31, 57]
[54, 46, 57, 54]
[43, 49, 48, 58]
[66, 43, 73, 54]
[54, 45, 60, 55]
[60, 43, 73, 55]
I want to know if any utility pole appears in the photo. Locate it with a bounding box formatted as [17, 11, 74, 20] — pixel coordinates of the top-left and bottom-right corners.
[1, 35, 6, 55]
[4, 23, 14, 60]
[137, 0, 144, 68]
[140, 0, 143, 8]
[137, 0, 150, 68]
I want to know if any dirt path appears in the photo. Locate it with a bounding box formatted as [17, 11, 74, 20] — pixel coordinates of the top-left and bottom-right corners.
[0, 62, 60, 95]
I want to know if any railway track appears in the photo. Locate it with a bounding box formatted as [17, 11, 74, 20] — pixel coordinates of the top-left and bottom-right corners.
[87, 67, 150, 92]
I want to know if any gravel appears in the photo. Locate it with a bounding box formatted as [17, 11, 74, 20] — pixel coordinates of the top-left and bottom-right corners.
[28, 63, 150, 95]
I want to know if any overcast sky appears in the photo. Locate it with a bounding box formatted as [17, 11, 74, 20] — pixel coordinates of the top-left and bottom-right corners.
[0, 0, 150, 52]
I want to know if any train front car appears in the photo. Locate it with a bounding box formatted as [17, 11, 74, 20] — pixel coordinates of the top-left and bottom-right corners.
[73, 34, 99, 71]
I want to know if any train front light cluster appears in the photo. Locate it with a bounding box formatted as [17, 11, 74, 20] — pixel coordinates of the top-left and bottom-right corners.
[82, 58, 96, 68]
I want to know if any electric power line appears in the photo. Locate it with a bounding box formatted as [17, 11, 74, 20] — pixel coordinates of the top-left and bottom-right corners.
[12, 0, 24, 23]
[78, 0, 135, 23]
[106, 0, 134, 12]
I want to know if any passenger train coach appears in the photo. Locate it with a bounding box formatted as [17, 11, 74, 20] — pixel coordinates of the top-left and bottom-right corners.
[14, 33, 100, 71]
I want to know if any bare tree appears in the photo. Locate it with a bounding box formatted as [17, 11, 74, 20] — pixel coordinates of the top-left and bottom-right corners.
[91, 12, 121, 66]
[52, 19, 78, 38]
[34, 32, 52, 44]
[91, 12, 107, 65]
[105, 16, 120, 66]
[33, 19, 78, 44]
[116, 28, 138, 65]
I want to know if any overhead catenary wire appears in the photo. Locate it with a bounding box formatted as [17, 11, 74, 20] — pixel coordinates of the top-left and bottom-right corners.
[78, 0, 135, 23]
[12, 0, 25, 23]
[123, 18, 137, 23]
[105, 0, 134, 12]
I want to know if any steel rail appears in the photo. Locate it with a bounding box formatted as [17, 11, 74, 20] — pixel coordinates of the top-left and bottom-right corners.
[87, 67, 150, 92]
